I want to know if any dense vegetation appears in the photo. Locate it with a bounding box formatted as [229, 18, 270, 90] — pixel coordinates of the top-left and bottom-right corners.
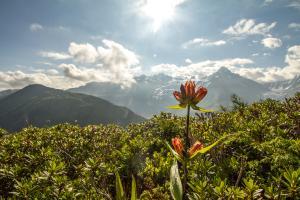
[0, 93, 299, 199]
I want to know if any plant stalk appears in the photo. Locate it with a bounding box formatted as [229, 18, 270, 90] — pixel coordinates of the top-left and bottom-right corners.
[235, 157, 245, 187]
[185, 105, 191, 148]
[183, 105, 191, 199]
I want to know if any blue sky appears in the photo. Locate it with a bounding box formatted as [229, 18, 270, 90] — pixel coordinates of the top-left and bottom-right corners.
[0, 0, 300, 89]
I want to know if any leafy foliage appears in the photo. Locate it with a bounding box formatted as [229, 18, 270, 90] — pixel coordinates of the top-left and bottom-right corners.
[0, 93, 299, 199]
[170, 160, 183, 200]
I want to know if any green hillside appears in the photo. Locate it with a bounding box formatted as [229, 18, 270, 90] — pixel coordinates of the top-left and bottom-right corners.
[0, 84, 144, 132]
[0, 93, 299, 199]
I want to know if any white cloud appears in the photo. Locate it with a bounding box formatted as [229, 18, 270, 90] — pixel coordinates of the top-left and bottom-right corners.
[59, 64, 100, 82]
[288, 0, 300, 10]
[30, 68, 59, 75]
[261, 37, 282, 49]
[30, 23, 43, 32]
[96, 40, 141, 87]
[151, 58, 254, 78]
[151, 45, 300, 82]
[2, 45, 299, 90]
[185, 58, 192, 64]
[0, 69, 100, 91]
[251, 53, 271, 57]
[262, 0, 273, 7]
[183, 38, 226, 48]
[223, 19, 276, 37]
[97, 40, 140, 67]
[36, 40, 141, 88]
[288, 22, 300, 30]
[68, 43, 99, 63]
[62, 40, 140, 87]
[58, 62, 141, 88]
[234, 67, 282, 82]
[229, 45, 300, 82]
[39, 51, 72, 60]
[47, 69, 60, 75]
[0, 70, 79, 90]
[0, 71, 50, 89]
[285, 45, 300, 73]
[35, 61, 53, 66]
[235, 66, 297, 83]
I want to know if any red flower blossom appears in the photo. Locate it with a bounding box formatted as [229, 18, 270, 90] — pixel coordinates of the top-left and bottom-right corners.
[173, 80, 207, 107]
[172, 137, 184, 156]
[188, 141, 204, 157]
[171, 138, 204, 158]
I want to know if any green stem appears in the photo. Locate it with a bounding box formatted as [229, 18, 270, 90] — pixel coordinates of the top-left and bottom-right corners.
[185, 105, 191, 148]
[183, 105, 191, 199]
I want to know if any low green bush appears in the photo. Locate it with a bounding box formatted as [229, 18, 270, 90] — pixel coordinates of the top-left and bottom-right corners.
[0, 93, 299, 199]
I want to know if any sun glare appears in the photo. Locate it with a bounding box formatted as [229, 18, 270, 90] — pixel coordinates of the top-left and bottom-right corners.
[142, 0, 178, 32]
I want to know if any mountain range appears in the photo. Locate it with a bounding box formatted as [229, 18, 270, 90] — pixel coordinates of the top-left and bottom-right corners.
[263, 75, 300, 99]
[0, 84, 144, 132]
[0, 67, 299, 122]
[69, 67, 299, 117]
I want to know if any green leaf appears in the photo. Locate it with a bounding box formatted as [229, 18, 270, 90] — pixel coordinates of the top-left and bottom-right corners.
[115, 171, 125, 200]
[167, 104, 186, 110]
[131, 175, 138, 200]
[170, 159, 183, 200]
[189, 135, 228, 159]
[191, 105, 213, 112]
[165, 141, 184, 163]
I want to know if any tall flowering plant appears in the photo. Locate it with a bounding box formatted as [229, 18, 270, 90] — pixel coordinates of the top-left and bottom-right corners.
[167, 80, 225, 200]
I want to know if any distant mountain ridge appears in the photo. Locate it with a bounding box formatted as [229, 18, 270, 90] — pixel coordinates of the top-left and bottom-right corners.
[1, 68, 299, 119]
[0, 84, 144, 132]
[201, 67, 269, 108]
[263, 75, 300, 99]
[69, 67, 295, 117]
[68, 74, 182, 118]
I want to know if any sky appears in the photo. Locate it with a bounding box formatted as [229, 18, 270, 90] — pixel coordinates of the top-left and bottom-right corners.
[0, 0, 300, 90]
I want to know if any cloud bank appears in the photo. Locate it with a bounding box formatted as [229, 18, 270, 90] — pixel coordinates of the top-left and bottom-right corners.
[183, 38, 226, 48]
[0, 37, 299, 90]
[151, 45, 300, 82]
[223, 19, 276, 37]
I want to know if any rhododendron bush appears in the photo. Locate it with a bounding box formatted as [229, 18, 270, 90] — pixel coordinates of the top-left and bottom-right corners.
[0, 90, 299, 199]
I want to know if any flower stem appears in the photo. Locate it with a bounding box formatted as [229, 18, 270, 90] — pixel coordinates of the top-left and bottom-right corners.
[185, 105, 191, 148]
[183, 105, 191, 199]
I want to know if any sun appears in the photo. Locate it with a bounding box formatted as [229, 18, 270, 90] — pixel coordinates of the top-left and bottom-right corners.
[142, 0, 178, 32]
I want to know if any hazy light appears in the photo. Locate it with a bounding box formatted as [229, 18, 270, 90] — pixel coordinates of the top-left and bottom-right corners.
[142, 0, 180, 32]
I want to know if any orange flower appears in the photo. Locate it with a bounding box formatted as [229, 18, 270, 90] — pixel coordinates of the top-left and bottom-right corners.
[173, 80, 207, 107]
[171, 138, 204, 158]
[188, 141, 204, 157]
[172, 137, 184, 156]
